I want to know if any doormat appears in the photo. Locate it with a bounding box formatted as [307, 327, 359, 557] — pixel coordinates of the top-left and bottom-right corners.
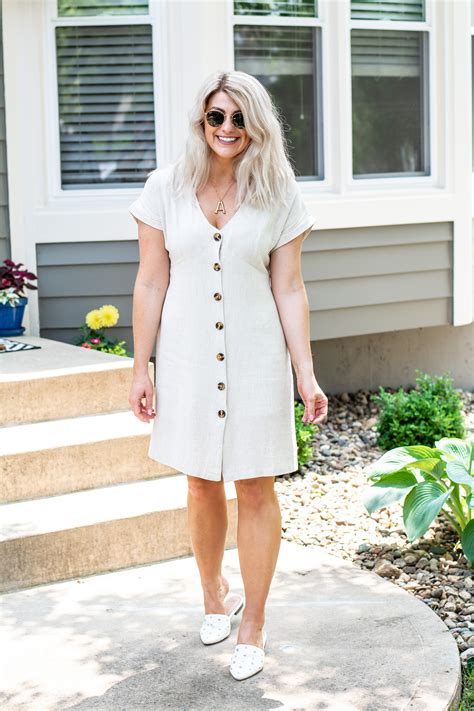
[0, 338, 42, 354]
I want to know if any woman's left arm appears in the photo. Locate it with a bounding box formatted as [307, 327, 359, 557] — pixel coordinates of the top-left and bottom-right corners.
[269, 235, 328, 424]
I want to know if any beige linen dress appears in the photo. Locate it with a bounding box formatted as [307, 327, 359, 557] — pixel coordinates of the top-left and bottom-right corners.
[128, 164, 316, 482]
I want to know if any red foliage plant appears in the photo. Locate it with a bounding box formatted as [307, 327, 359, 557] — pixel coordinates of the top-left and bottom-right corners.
[0, 259, 38, 296]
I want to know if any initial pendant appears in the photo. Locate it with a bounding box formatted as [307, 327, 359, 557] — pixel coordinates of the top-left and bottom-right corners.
[215, 200, 226, 214]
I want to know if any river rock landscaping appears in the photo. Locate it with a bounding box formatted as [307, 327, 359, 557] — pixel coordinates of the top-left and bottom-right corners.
[276, 388, 474, 670]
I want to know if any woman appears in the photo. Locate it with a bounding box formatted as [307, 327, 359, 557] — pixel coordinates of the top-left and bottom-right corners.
[128, 70, 328, 681]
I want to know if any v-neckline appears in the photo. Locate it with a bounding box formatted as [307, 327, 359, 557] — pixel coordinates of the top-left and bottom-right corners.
[193, 192, 244, 232]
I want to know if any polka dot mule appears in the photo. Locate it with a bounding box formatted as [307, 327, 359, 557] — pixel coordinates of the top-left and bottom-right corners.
[229, 628, 267, 680]
[199, 594, 244, 645]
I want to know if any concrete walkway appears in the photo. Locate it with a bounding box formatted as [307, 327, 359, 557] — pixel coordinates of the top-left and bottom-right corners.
[0, 540, 461, 711]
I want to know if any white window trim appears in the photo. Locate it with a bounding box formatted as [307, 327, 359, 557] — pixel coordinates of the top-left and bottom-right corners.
[43, 0, 169, 201]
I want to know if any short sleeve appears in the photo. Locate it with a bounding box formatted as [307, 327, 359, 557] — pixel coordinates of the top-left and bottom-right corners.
[270, 180, 316, 253]
[128, 169, 164, 230]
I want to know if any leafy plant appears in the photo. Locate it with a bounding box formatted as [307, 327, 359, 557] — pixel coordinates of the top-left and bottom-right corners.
[362, 436, 474, 564]
[371, 370, 465, 450]
[0, 259, 38, 306]
[74, 304, 132, 357]
[294, 400, 317, 468]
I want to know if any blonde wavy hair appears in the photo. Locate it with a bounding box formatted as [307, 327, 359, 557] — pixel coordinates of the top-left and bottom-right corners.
[168, 70, 296, 212]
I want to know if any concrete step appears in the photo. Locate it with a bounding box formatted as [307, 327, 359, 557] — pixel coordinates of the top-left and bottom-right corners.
[0, 475, 238, 593]
[0, 410, 176, 502]
[0, 540, 461, 710]
[0, 335, 154, 426]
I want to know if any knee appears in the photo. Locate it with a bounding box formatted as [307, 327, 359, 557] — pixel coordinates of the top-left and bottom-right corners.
[235, 478, 274, 508]
[187, 475, 224, 501]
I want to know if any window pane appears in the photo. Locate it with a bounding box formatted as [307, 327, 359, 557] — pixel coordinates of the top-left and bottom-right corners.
[351, 29, 429, 177]
[234, 0, 317, 18]
[58, 0, 149, 17]
[56, 24, 155, 188]
[234, 25, 322, 179]
[351, 0, 424, 22]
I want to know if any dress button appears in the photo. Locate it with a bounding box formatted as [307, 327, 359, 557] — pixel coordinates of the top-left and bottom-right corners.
[214, 232, 222, 241]
[213, 263, 221, 271]
[213, 292, 222, 301]
[216, 321, 224, 329]
[218, 382, 225, 390]
[216, 352, 225, 361]
[218, 409, 226, 418]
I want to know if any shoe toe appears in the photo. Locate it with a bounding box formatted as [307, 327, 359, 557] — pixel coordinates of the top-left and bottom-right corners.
[229, 643, 265, 680]
[199, 614, 231, 644]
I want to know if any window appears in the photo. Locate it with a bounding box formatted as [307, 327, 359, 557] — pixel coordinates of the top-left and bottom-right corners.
[233, 0, 323, 180]
[55, 0, 156, 189]
[350, 0, 430, 178]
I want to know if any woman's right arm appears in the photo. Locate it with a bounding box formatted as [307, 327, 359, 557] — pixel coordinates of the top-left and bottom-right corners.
[129, 218, 170, 423]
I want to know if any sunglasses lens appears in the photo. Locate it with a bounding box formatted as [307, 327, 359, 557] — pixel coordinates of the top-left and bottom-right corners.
[232, 112, 245, 129]
[206, 110, 224, 127]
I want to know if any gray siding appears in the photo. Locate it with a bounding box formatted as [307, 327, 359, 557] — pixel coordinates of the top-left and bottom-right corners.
[307, 221, 453, 339]
[0, 4, 10, 264]
[37, 240, 139, 348]
[37, 221, 452, 346]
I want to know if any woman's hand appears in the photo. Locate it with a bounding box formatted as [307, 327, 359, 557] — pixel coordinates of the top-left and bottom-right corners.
[129, 373, 156, 423]
[297, 372, 328, 424]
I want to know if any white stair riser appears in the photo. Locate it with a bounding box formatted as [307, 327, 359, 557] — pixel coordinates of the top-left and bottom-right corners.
[1, 435, 177, 503]
[0, 500, 238, 593]
[1, 362, 154, 426]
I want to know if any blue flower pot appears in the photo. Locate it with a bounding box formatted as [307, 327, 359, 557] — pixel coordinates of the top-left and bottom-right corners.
[0, 297, 28, 336]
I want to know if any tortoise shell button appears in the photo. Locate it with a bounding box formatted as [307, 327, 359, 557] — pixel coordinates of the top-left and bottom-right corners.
[213, 263, 221, 271]
[216, 352, 225, 361]
[213, 292, 222, 301]
[218, 382, 225, 390]
[216, 321, 224, 330]
[213, 232, 222, 241]
[218, 409, 226, 418]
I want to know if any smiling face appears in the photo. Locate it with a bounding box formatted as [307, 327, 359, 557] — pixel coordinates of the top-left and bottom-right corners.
[203, 90, 251, 160]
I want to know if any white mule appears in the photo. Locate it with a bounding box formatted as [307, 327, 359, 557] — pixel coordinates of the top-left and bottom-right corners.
[199, 594, 244, 645]
[229, 628, 267, 680]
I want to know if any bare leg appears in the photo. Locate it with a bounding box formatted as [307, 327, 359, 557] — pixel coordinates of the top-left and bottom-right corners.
[234, 476, 281, 647]
[187, 474, 238, 615]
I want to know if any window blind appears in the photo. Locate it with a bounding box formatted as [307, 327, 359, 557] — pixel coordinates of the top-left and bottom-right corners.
[351, 0, 424, 22]
[234, 0, 317, 18]
[234, 25, 314, 75]
[58, 0, 149, 16]
[56, 24, 155, 188]
[351, 29, 421, 77]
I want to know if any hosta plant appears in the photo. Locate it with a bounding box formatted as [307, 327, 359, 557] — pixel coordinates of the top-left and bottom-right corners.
[362, 437, 474, 564]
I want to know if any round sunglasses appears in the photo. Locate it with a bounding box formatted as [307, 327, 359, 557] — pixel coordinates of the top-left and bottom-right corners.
[205, 109, 245, 130]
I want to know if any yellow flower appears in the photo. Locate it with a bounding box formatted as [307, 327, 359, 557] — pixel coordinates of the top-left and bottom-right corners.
[86, 309, 104, 330]
[99, 304, 119, 327]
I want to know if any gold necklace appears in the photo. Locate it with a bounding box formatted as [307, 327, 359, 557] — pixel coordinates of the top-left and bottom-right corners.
[210, 177, 236, 215]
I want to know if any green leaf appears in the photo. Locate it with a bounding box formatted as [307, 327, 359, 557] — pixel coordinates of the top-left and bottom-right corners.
[435, 437, 472, 469]
[461, 520, 474, 565]
[445, 461, 474, 487]
[405, 457, 445, 479]
[362, 469, 417, 514]
[403, 481, 453, 542]
[366, 445, 439, 480]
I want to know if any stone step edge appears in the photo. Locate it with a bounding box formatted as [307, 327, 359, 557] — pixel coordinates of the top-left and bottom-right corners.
[0, 409, 153, 455]
[0, 474, 235, 542]
[0, 357, 139, 383]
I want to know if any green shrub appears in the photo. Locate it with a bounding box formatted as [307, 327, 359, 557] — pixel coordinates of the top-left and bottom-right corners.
[371, 370, 465, 451]
[294, 400, 317, 468]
